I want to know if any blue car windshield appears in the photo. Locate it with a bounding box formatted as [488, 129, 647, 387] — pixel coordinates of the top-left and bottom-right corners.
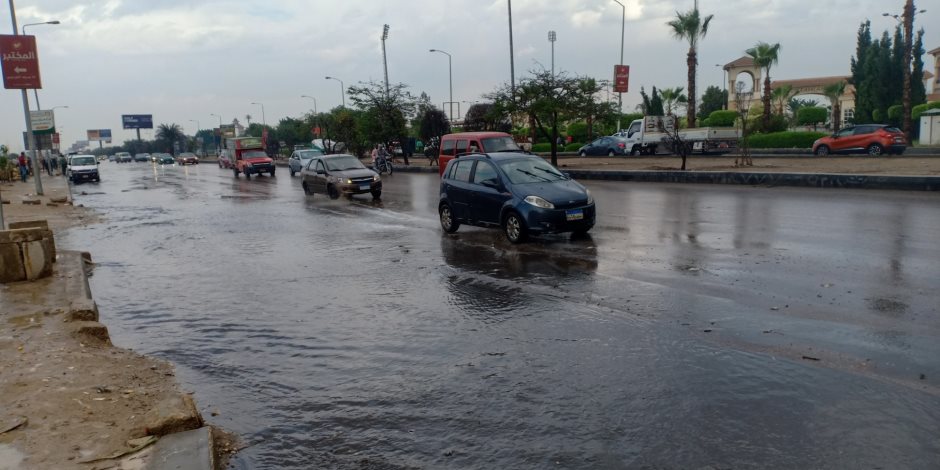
[498, 158, 567, 184]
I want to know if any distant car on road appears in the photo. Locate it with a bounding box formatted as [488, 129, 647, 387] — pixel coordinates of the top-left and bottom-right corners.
[153, 153, 175, 165]
[578, 136, 628, 157]
[300, 154, 382, 199]
[438, 153, 595, 243]
[108, 154, 116, 162]
[133, 153, 150, 162]
[115, 152, 132, 163]
[813, 124, 906, 156]
[288, 148, 325, 176]
[176, 152, 199, 165]
[66, 154, 100, 183]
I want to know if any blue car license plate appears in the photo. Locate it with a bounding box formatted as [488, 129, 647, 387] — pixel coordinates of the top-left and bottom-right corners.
[359, 184, 371, 191]
[566, 209, 584, 221]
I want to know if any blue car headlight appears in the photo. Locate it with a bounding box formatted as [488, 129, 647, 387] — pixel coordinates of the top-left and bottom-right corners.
[524, 195, 555, 209]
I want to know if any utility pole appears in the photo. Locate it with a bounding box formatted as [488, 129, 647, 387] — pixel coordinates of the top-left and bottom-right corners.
[901, 0, 914, 142]
[613, 0, 625, 132]
[8, 0, 42, 195]
[548, 31, 556, 76]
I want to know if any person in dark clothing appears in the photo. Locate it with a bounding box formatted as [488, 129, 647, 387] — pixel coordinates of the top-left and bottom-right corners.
[17, 152, 28, 182]
[40, 154, 50, 175]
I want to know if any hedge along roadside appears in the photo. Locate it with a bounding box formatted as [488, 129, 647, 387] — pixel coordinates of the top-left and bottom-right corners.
[745, 131, 828, 149]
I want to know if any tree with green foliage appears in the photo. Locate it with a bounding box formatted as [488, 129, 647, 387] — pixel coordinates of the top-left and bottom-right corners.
[771, 84, 793, 116]
[660, 87, 688, 116]
[417, 106, 451, 141]
[463, 103, 509, 133]
[638, 87, 665, 116]
[745, 41, 782, 131]
[699, 85, 727, 118]
[348, 81, 416, 155]
[667, 6, 713, 128]
[797, 107, 827, 131]
[822, 81, 847, 132]
[155, 123, 184, 155]
[488, 69, 602, 166]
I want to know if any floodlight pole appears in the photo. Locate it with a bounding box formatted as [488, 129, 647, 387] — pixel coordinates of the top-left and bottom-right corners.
[8, 0, 42, 195]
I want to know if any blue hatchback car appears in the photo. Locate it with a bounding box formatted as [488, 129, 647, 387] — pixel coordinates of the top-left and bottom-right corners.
[439, 153, 596, 243]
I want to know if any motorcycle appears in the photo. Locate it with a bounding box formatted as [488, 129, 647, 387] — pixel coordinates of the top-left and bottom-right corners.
[374, 154, 393, 175]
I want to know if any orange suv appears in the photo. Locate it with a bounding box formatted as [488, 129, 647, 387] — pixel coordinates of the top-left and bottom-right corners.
[812, 124, 906, 156]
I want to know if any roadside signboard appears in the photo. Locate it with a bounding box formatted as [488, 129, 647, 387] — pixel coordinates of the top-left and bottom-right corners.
[220, 124, 236, 138]
[87, 129, 113, 143]
[52, 133, 60, 144]
[614, 65, 630, 93]
[23, 131, 53, 149]
[29, 110, 55, 134]
[0, 35, 41, 89]
[122, 114, 153, 129]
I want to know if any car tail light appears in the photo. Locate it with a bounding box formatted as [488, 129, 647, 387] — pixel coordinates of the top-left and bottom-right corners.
[618, 143, 625, 148]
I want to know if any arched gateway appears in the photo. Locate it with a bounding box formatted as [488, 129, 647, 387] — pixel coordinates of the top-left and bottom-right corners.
[722, 57, 855, 124]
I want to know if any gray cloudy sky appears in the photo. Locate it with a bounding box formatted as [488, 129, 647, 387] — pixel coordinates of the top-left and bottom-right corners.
[1, 0, 937, 150]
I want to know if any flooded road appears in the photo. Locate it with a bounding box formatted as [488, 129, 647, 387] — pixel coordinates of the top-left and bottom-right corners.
[60, 162, 940, 469]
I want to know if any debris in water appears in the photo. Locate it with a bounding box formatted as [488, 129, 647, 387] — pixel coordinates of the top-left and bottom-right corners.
[801, 355, 821, 362]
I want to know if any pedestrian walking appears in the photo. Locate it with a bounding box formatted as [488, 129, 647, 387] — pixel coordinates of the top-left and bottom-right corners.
[17, 152, 28, 183]
[50, 154, 58, 174]
[58, 154, 67, 176]
[41, 153, 50, 176]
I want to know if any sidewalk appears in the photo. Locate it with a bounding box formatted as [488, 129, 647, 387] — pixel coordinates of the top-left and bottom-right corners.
[550, 156, 940, 176]
[0, 174, 96, 231]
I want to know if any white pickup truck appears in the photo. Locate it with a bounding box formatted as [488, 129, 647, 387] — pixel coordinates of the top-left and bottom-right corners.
[616, 116, 740, 155]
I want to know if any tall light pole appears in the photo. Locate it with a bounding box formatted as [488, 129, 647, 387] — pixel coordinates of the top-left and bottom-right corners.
[250, 102, 266, 127]
[381, 24, 390, 97]
[548, 31, 557, 76]
[22, 20, 58, 110]
[325, 76, 345, 107]
[429, 49, 453, 121]
[9, 1, 42, 195]
[301, 95, 319, 138]
[210, 113, 223, 154]
[716, 64, 728, 110]
[883, 3, 926, 141]
[507, 0, 515, 100]
[613, 0, 625, 132]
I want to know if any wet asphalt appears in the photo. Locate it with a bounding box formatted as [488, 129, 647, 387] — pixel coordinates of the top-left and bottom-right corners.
[58, 161, 940, 469]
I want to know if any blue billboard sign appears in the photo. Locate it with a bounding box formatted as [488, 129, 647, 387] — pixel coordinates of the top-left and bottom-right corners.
[100, 129, 112, 139]
[122, 114, 153, 129]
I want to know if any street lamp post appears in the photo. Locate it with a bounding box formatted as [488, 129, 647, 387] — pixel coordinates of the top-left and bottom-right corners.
[883, 3, 926, 141]
[548, 31, 556, 76]
[22, 20, 59, 110]
[613, 0, 625, 132]
[325, 76, 345, 107]
[250, 102, 266, 127]
[301, 95, 319, 139]
[507, 0, 515, 100]
[381, 24, 390, 97]
[429, 49, 454, 121]
[210, 113, 223, 155]
[716, 64, 727, 109]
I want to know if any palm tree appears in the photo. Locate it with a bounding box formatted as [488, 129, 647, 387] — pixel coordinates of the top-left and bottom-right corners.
[822, 81, 847, 133]
[771, 84, 793, 116]
[156, 123, 184, 153]
[745, 41, 782, 130]
[660, 87, 689, 117]
[245, 114, 252, 127]
[667, 7, 714, 128]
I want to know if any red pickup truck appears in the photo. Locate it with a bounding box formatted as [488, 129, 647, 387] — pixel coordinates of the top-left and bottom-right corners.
[224, 137, 275, 179]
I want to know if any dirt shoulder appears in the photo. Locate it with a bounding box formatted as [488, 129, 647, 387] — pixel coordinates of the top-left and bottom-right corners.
[1, 175, 100, 231]
[552, 156, 940, 176]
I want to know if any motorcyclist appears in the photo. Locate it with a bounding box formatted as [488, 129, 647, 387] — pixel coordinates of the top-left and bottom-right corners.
[371, 144, 389, 172]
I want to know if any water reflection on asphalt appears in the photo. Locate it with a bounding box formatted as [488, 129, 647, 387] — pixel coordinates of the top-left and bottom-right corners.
[60, 163, 940, 469]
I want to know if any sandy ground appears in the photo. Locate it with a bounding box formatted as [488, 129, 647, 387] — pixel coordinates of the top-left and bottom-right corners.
[551, 156, 940, 176]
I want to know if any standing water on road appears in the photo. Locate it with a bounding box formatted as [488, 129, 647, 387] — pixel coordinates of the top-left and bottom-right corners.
[60, 163, 940, 468]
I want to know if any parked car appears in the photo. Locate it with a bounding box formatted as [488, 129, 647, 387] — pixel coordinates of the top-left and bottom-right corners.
[133, 153, 150, 162]
[813, 124, 906, 156]
[438, 153, 595, 243]
[288, 148, 325, 176]
[436, 132, 523, 176]
[115, 152, 132, 163]
[66, 154, 100, 183]
[176, 152, 199, 165]
[108, 154, 116, 162]
[577, 136, 628, 157]
[153, 153, 175, 165]
[300, 154, 382, 199]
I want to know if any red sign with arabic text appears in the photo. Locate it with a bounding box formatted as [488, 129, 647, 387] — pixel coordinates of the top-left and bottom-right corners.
[613, 65, 629, 93]
[0, 35, 42, 89]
